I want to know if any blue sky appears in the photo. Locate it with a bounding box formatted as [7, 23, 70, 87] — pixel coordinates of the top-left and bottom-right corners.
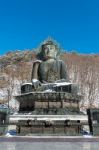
[0, 0, 99, 55]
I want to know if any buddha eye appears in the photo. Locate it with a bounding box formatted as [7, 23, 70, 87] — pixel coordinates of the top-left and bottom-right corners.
[43, 47, 48, 51]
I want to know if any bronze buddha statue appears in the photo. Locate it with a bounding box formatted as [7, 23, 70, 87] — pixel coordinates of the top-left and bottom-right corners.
[31, 40, 69, 90]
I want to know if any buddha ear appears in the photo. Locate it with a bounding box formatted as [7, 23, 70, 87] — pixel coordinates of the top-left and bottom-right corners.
[54, 51, 57, 59]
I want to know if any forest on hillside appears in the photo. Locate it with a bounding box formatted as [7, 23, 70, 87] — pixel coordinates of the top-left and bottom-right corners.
[0, 50, 99, 110]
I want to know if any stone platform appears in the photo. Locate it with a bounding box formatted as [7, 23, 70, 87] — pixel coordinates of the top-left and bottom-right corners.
[1, 136, 99, 142]
[15, 92, 81, 112]
[9, 114, 88, 136]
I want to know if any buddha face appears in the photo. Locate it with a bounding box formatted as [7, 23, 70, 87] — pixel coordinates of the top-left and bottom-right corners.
[42, 44, 57, 60]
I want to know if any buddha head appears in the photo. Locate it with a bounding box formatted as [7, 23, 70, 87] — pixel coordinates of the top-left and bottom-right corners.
[41, 40, 59, 60]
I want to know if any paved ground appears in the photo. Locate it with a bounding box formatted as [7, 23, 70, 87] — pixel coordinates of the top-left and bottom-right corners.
[0, 142, 99, 150]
